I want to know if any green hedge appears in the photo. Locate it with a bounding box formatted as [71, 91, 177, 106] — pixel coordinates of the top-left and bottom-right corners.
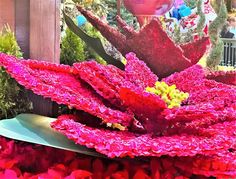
[0, 26, 32, 119]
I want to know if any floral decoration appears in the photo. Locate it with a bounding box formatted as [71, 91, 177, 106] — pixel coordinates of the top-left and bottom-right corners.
[0, 51, 235, 178]
[76, 5, 210, 78]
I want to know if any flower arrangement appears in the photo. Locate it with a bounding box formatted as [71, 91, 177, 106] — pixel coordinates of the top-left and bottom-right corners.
[0, 50, 235, 177]
[0, 0, 235, 178]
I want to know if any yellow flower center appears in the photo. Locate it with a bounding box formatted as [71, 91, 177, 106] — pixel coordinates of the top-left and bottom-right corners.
[146, 81, 189, 108]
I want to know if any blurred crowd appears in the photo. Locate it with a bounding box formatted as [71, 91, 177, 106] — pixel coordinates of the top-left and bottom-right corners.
[221, 16, 236, 39]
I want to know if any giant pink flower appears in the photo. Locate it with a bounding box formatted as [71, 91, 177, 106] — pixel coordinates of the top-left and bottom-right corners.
[0, 52, 235, 178]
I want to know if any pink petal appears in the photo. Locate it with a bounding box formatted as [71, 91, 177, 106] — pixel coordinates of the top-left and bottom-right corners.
[0, 53, 133, 127]
[51, 115, 236, 158]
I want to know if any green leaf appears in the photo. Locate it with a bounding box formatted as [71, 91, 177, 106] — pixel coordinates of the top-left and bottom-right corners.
[63, 11, 124, 69]
[0, 114, 103, 157]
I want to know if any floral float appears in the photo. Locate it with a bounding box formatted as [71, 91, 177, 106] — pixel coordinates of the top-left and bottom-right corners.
[0, 50, 236, 178]
[0, 0, 236, 178]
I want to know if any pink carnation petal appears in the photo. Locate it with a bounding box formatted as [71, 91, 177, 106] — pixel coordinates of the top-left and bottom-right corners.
[163, 65, 205, 92]
[163, 66, 236, 133]
[125, 52, 158, 89]
[163, 65, 236, 106]
[73, 61, 127, 107]
[0, 53, 133, 127]
[163, 102, 236, 125]
[51, 115, 236, 159]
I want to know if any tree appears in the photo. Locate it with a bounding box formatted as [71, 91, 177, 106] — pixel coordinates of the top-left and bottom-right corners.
[0, 26, 32, 119]
[60, 28, 86, 65]
[207, 0, 227, 69]
[226, 0, 232, 12]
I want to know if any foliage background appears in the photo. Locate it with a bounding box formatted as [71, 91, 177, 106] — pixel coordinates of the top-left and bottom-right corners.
[0, 26, 32, 119]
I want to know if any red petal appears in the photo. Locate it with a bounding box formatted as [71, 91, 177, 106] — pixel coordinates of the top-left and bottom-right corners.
[150, 159, 161, 179]
[125, 19, 192, 78]
[92, 159, 104, 173]
[119, 87, 167, 133]
[47, 169, 65, 179]
[104, 163, 119, 177]
[119, 88, 166, 116]
[175, 153, 236, 178]
[0, 159, 18, 169]
[65, 170, 92, 178]
[133, 169, 151, 179]
[180, 37, 210, 65]
[111, 170, 129, 179]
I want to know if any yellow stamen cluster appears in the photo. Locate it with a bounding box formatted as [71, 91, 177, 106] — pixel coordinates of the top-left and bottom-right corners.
[106, 123, 126, 131]
[146, 81, 189, 108]
[121, 58, 127, 65]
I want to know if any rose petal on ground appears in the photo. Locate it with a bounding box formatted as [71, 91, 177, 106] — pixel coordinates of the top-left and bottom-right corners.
[175, 153, 236, 178]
